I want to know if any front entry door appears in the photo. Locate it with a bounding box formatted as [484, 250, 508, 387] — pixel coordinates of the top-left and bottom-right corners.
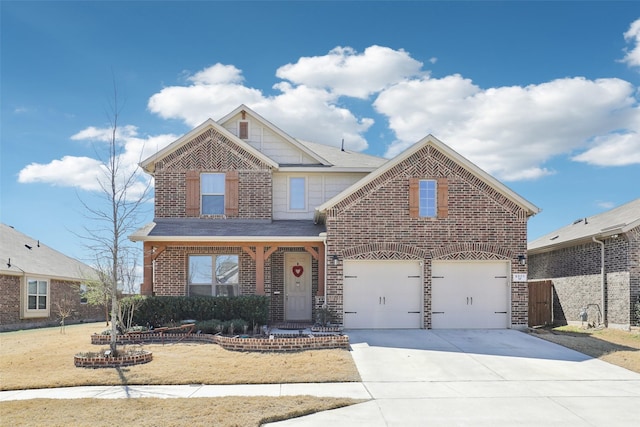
[285, 252, 312, 321]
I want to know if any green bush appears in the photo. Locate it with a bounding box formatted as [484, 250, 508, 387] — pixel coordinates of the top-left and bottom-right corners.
[195, 319, 226, 334]
[635, 300, 640, 326]
[132, 295, 269, 327]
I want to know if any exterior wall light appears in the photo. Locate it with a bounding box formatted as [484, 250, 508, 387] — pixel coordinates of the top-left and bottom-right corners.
[518, 255, 527, 266]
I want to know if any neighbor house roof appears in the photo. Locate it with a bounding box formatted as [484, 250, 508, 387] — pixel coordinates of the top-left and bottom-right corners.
[315, 134, 540, 221]
[129, 219, 327, 243]
[528, 198, 640, 253]
[0, 223, 96, 281]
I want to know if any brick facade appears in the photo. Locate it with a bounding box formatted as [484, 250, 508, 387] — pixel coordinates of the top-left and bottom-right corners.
[153, 128, 273, 219]
[529, 227, 639, 327]
[324, 144, 530, 328]
[0, 275, 103, 331]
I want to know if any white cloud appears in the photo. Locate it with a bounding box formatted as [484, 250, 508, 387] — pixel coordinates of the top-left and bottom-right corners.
[375, 75, 638, 180]
[275, 45, 424, 98]
[18, 126, 177, 197]
[571, 132, 640, 166]
[622, 18, 640, 68]
[18, 156, 105, 191]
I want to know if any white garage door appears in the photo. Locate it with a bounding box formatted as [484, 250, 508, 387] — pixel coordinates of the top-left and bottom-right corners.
[343, 260, 422, 329]
[431, 261, 510, 329]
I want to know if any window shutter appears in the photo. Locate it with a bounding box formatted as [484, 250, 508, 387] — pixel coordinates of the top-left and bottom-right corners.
[239, 121, 248, 139]
[186, 171, 200, 217]
[225, 171, 239, 217]
[409, 178, 419, 218]
[437, 178, 448, 218]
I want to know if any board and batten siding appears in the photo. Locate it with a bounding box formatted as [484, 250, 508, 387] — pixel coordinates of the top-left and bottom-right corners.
[273, 172, 368, 220]
[222, 115, 318, 165]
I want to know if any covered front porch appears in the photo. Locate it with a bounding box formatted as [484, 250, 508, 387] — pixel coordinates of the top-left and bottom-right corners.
[132, 219, 327, 324]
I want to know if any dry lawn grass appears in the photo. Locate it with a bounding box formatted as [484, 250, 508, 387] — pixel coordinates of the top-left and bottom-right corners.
[0, 323, 364, 426]
[530, 326, 640, 373]
[0, 322, 360, 391]
[0, 396, 360, 427]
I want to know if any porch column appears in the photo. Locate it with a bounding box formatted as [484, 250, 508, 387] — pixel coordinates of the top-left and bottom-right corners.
[255, 245, 265, 295]
[142, 241, 153, 296]
[317, 244, 325, 297]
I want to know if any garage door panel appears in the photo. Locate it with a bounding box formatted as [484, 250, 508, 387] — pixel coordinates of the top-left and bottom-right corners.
[343, 260, 423, 329]
[432, 261, 509, 329]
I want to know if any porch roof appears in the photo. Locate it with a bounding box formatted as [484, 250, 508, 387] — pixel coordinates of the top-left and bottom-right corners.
[130, 219, 326, 242]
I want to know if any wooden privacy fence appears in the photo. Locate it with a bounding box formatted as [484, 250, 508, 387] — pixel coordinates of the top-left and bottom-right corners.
[528, 280, 552, 327]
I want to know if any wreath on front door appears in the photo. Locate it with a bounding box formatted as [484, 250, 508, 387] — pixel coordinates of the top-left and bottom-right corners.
[292, 265, 304, 277]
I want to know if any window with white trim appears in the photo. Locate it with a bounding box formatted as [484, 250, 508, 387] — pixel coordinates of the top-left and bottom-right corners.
[289, 177, 306, 210]
[419, 179, 437, 217]
[188, 255, 239, 297]
[201, 173, 225, 215]
[23, 278, 49, 318]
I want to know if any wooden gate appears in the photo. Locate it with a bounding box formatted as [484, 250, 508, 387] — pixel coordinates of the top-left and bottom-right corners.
[528, 280, 552, 327]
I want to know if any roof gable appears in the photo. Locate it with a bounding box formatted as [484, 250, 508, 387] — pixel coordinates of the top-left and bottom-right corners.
[316, 134, 539, 218]
[218, 105, 331, 166]
[0, 224, 95, 281]
[528, 198, 640, 252]
[140, 118, 279, 174]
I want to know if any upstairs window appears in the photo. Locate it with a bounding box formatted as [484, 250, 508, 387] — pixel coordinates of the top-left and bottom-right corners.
[289, 177, 306, 210]
[188, 254, 239, 297]
[201, 173, 225, 215]
[409, 177, 448, 219]
[419, 179, 437, 217]
[238, 121, 249, 140]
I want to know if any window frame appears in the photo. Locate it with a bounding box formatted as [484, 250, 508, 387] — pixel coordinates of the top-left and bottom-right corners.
[288, 176, 307, 211]
[418, 179, 437, 218]
[200, 173, 226, 215]
[23, 277, 50, 318]
[188, 254, 239, 297]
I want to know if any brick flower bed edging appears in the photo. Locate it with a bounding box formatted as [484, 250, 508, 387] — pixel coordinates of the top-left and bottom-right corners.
[74, 350, 152, 368]
[91, 332, 350, 352]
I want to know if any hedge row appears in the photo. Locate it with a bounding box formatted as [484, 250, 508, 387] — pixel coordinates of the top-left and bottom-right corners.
[123, 295, 269, 327]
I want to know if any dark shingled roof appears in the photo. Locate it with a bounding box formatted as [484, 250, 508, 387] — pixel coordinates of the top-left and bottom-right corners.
[147, 218, 326, 238]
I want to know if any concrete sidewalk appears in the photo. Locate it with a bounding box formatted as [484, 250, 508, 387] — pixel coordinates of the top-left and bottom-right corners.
[0, 382, 371, 401]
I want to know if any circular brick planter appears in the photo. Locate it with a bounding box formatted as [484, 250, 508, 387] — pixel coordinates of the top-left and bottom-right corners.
[74, 350, 153, 368]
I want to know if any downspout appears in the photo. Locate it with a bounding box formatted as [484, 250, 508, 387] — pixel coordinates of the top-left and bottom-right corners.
[592, 236, 607, 327]
[322, 233, 328, 307]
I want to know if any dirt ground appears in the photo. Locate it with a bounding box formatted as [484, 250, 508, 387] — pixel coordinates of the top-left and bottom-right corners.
[528, 325, 640, 373]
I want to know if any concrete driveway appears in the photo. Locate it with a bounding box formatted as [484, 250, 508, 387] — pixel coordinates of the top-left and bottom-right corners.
[267, 329, 640, 426]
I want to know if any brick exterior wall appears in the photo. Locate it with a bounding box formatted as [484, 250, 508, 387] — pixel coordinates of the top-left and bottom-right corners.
[152, 128, 273, 219]
[0, 275, 103, 331]
[154, 246, 320, 324]
[324, 144, 530, 328]
[529, 227, 640, 327]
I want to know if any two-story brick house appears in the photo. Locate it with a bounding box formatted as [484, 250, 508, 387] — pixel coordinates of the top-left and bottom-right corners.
[131, 105, 539, 329]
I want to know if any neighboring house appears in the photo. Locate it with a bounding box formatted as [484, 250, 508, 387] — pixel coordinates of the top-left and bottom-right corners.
[528, 198, 640, 329]
[0, 223, 102, 331]
[131, 105, 539, 329]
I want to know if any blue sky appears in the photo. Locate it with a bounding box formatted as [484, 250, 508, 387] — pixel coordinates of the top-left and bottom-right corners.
[2, 1, 640, 267]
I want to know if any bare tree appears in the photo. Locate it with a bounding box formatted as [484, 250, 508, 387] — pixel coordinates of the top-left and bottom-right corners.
[79, 84, 151, 356]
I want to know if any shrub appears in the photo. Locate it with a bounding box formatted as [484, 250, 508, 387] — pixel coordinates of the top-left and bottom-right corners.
[195, 319, 225, 334]
[132, 295, 269, 327]
[635, 300, 640, 326]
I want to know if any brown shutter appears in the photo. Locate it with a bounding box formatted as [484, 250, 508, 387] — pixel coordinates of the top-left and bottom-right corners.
[409, 178, 419, 218]
[185, 171, 200, 217]
[437, 178, 448, 218]
[239, 122, 248, 139]
[225, 171, 239, 217]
